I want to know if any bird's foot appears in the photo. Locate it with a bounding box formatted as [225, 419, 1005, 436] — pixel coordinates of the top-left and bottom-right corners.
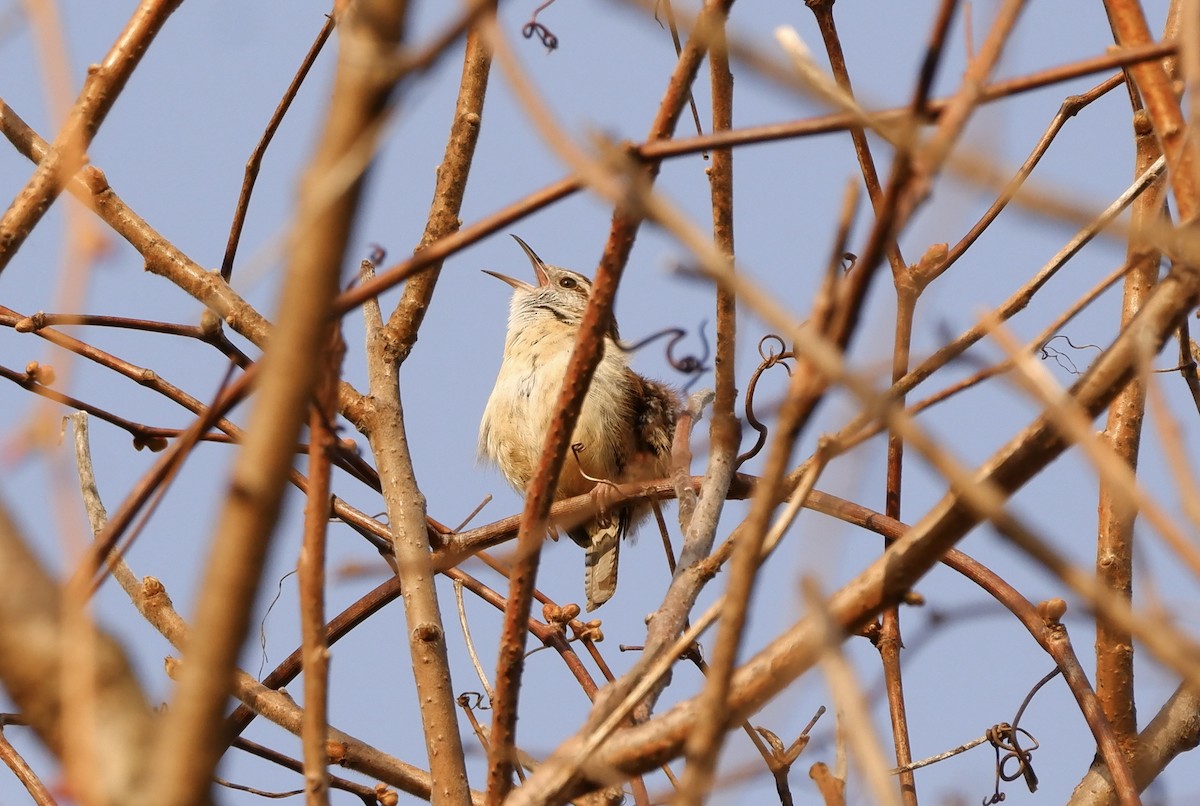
[589, 478, 622, 528]
[570, 441, 623, 527]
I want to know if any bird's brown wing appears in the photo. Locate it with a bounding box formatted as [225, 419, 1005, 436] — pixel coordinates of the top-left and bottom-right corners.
[625, 370, 679, 465]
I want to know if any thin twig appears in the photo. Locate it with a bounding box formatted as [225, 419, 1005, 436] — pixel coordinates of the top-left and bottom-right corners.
[298, 328, 344, 805]
[803, 579, 901, 806]
[455, 580, 496, 703]
[221, 15, 335, 281]
[0, 725, 57, 806]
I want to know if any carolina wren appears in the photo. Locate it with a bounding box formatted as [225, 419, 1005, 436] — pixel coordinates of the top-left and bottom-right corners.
[479, 236, 679, 611]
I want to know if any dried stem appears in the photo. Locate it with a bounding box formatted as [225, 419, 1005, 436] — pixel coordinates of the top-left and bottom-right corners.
[707, 9, 739, 485]
[151, 2, 411, 801]
[1103, 0, 1200, 222]
[806, 0, 907, 276]
[0, 0, 182, 274]
[164, 658, 484, 805]
[1094, 109, 1165, 761]
[939, 73, 1125, 275]
[803, 579, 901, 806]
[805, 3, 916, 800]
[384, 5, 495, 363]
[680, 336, 822, 798]
[362, 237, 473, 806]
[0, 724, 56, 806]
[231, 736, 382, 805]
[0, 498, 155, 805]
[298, 331, 344, 805]
[483, 2, 735, 799]
[1069, 684, 1200, 805]
[220, 14, 335, 281]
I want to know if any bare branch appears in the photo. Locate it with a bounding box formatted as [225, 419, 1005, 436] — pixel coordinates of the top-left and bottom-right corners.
[0, 497, 155, 805]
[0, 0, 183, 274]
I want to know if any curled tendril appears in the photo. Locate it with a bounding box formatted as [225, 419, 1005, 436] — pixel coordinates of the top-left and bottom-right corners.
[456, 691, 490, 710]
[983, 667, 1056, 804]
[1039, 334, 1101, 375]
[570, 442, 609, 486]
[735, 334, 795, 469]
[1039, 344, 1080, 375]
[619, 321, 711, 391]
[522, 21, 558, 50]
[757, 333, 789, 364]
[996, 727, 1040, 787]
[841, 251, 858, 273]
[670, 323, 710, 375]
[522, 0, 561, 51]
[983, 723, 1039, 804]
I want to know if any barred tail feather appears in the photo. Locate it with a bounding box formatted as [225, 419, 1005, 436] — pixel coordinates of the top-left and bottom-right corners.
[583, 523, 621, 611]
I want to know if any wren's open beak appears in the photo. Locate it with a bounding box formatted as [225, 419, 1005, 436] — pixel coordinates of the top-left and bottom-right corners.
[481, 234, 550, 291]
[481, 268, 532, 291]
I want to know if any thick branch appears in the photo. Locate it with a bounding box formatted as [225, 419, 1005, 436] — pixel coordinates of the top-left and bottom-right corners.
[1070, 685, 1200, 805]
[384, 8, 494, 362]
[513, 231, 1200, 804]
[363, 318, 472, 802]
[151, 3, 410, 802]
[484, 1, 735, 800]
[0, 497, 155, 806]
[1095, 109, 1165, 757]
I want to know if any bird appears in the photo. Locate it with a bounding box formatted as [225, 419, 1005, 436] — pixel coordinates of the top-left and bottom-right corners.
[479, 235, 679, 611]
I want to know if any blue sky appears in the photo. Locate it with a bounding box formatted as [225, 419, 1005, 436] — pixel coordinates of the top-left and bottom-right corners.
[2, 1, 1195, 803]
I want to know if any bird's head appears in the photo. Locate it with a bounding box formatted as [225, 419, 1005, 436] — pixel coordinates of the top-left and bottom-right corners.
[485, 235, 613, 335]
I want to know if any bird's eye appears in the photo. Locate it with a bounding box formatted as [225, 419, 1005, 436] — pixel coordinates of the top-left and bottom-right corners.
[558, 276, 578, 290]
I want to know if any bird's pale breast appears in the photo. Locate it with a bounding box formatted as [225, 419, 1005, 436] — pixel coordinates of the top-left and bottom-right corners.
[479, 323, 632, 498]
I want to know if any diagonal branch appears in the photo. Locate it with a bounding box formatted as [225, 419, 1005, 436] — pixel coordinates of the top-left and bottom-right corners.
[0, 495, 155, 806]
[483, 1, 735, 800]
[1095, 108, 1166, 758]
[384, 3, 495, 363]
[0, 0, 183, 274]
[150, 3, 412, 802]
[362, 259, 473, 803]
